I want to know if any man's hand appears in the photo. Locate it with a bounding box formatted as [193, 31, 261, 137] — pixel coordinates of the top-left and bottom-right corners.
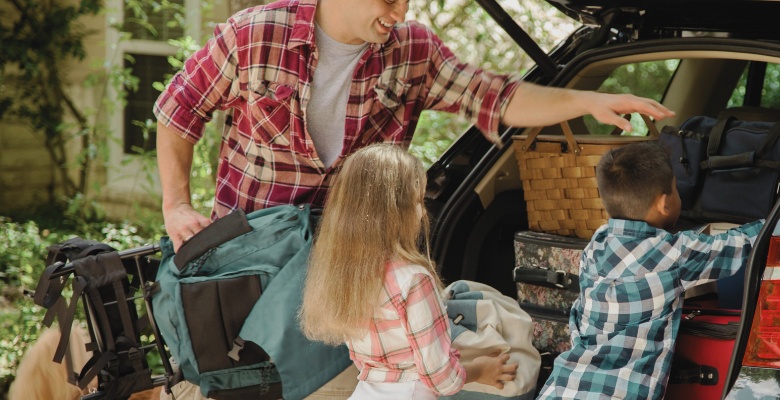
[580, 91, 676, 133]
[501, 83, 676, 130]
[164, 203, 212, 252]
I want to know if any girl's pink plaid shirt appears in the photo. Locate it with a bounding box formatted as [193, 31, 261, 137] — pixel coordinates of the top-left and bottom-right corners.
[346, 262, 466, 396]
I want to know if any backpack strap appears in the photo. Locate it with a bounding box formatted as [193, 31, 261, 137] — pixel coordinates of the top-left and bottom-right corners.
[74, 251, 135, 345]
[33, 261, 69, 327]
[35, 238, 117, 328]
[52, 276, 88, 364]
[174, 208, 251, 270]
[77, 351, 118, 389]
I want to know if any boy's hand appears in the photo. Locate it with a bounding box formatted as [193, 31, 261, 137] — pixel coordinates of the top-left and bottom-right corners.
[468, 353, 518, 389]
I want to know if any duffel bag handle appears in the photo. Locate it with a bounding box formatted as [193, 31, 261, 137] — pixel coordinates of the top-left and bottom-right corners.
[702, 117, 780, 170]
[521, 113, 659, 156]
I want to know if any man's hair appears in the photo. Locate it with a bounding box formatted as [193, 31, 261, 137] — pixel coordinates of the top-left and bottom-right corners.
[596, 141, 674, 220]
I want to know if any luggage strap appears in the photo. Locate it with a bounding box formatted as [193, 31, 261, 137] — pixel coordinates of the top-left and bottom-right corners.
[174, 208, 252, 270]
[513, 267, 579, 292]
[669, 357, 719, 386]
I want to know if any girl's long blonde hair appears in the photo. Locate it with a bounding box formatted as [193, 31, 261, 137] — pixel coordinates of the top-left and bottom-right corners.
[300, 144, 441, 345]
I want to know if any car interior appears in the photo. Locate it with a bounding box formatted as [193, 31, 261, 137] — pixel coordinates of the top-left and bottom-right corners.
[428, 40, 780, 397]
[434, 50, 778, 275]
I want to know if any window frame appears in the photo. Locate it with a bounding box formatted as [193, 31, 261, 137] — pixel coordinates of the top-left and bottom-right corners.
[103, 0, 201, 195]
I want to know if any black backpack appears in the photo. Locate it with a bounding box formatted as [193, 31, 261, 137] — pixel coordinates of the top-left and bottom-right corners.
[32, 237, 169, 399]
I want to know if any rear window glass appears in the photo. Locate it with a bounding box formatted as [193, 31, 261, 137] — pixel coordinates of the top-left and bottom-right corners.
[585, 59, 681, 136]
[728, 62, 780, 109]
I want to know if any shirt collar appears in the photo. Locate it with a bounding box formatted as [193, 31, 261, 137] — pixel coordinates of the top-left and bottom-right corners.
[289, 0, 318, 50]
[288, 0, 400, 54]
[607, 218, 662, 239]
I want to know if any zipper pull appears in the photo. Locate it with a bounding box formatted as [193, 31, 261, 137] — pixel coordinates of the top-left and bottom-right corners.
[685, 309, 701, 320]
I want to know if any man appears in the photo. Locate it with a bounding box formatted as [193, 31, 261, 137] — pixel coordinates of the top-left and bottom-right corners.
[155, 0, 675, 252]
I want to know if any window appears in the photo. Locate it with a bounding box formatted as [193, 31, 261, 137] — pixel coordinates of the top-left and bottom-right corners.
[728, 61, 780, 110]
[585, 60, 681, 136]
[103, 0, 202, 198]
[123, 53, 177, 154]
[108, 0, 193, 156]
[124, 1, 184, 41]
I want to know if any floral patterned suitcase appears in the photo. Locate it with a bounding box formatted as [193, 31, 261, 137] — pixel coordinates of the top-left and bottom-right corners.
[513, 231, 588, 356]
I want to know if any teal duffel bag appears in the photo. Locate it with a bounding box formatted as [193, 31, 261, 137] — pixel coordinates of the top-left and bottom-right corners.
[152, 204, 351, 400]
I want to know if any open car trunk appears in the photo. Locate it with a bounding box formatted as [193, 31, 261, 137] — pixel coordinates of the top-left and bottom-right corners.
[427, 2, 780, 397]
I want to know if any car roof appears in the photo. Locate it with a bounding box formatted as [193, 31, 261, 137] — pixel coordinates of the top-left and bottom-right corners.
[544, 0, 780, 38]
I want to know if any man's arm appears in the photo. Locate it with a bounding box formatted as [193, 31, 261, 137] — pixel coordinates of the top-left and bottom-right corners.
[500, 82, 675, 132]
[157, 122, 212, 251]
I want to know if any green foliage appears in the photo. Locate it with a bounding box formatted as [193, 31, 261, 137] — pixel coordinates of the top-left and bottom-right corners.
[0, 0, 204, 393]
[408, 0, 578, 167]
[0, 214, 157, 396]
[584, 60, 680, 136]
[728, 62, 780, 109]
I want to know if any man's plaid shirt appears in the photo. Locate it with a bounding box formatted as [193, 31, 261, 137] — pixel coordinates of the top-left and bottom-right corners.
[347, 262, 466, 396]
[153, 0, 519, 219]
[538, 219, 763, 400]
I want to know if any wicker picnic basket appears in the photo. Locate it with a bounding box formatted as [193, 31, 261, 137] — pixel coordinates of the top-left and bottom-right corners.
[512, 115, 659, 239]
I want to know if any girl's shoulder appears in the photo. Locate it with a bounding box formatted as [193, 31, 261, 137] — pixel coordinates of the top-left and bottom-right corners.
[385, 262, 434, 298]
[386, 261, 431, 279]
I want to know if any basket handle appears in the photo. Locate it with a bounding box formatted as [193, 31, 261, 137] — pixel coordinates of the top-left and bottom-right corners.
[521, 120, 581, 155]
[521, 113, 659, 155]
[608, 113, 660, 137]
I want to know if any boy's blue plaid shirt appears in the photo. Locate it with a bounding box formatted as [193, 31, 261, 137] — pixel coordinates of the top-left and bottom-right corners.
[537, 218, 763, 400]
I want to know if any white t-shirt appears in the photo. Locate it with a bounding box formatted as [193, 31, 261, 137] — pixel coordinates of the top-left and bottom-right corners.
[306, 23, 368, 168]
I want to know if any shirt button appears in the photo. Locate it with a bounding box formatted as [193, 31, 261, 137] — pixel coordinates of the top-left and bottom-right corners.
[265, 106, 273, 112]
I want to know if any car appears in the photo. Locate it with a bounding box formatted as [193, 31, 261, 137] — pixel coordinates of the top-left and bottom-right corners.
[425, 0, 780, 398]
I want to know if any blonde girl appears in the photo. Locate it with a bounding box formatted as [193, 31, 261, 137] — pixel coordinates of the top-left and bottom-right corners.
[300, 143, 517, 399]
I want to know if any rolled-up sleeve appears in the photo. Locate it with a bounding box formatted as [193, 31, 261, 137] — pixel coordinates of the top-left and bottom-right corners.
[403, 272, 466, 395]
[421, 26, 520, 142]
[153, 18, 241, 144]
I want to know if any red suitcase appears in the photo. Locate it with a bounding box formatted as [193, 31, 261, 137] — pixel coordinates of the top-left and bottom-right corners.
[665, 307, 741, 400]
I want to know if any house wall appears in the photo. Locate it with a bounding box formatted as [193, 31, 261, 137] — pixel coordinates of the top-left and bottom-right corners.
[0, 0, 230, 220]
[0, 122, 55, 212]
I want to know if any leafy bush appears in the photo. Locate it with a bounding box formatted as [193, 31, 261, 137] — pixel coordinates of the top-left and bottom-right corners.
[0, 214, 159, 397]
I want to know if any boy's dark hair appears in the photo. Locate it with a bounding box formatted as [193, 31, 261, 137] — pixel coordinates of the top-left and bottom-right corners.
[596, 141, 674, 220]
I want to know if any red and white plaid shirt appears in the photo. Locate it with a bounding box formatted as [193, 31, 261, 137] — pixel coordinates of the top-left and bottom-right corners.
[347, 262, 466, 396]
[154, 0, 519, 218]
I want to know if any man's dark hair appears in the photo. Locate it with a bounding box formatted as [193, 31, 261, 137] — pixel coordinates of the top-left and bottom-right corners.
[596, 141, 674, 220]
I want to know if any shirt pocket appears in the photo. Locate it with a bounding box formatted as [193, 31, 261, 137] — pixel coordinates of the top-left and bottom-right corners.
[361, 77, 411, 144]
[248, 80, 294, 148]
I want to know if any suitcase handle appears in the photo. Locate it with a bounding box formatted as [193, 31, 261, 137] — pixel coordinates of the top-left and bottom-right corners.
[513, 267, 580, 292]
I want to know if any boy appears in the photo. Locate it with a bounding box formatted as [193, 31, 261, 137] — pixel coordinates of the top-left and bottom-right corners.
[536, 141, 763, 400]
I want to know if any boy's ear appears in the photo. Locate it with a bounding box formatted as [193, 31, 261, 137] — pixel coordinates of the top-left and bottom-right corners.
[654, 193, 671, 216]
